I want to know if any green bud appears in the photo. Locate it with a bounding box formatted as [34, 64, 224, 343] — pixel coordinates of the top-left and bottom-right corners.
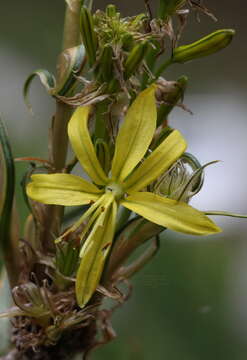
[96, 45, 114, 83]
[124, 41, 149, 79]
[106, 4, 117, 17]
[122, 33, 134, 51]
[172, 29, 235, 63]
[95, 139, 111, 174]
[158, 0, 186, 19]
[56, 242, 79, 278]
[80, 6, 98, 67]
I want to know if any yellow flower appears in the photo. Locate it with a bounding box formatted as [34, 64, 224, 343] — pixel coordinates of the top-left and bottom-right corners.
[27, 86, 221, 307]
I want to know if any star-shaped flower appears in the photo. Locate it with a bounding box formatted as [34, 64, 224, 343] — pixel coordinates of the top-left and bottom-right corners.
[27, 85, 221, 307]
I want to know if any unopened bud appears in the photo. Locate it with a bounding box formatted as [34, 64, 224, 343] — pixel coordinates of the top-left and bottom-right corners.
[106, 4, 117, 17]
[124, 41, 149, 79]
[96, 45, 114, 83]
[172, 29, 235, 63]
[80, 6, 98, 67]
[95, 139, 111, 174]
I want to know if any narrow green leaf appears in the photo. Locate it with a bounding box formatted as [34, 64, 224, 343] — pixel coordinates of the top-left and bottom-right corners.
[0, 118, 15, 257]
[23, 69, 56, 114]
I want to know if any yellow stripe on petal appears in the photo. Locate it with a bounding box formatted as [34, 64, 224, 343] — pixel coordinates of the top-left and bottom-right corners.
[68, 106, 108, 185]
[124, 130, 187, 192]
[76, 200, 117, 308]
[27, 173, 101, 206]
[111, 85, 157, 182]
[121, 192, 221, 235]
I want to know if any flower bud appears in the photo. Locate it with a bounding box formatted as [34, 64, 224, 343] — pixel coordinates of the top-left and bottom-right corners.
[56, 241, 80, 278]
[158, 0, 186, 19]
[95, 139, 111, 173]
[96, 45, 114, 83]
[172, 29, 235, 63]
[106, 4, 117, 17]
[80, 6, 98, 67]
[124, 41, 149, 79]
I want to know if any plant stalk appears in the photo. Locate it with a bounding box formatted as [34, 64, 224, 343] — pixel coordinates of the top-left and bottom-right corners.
[44, 1, 82, 247]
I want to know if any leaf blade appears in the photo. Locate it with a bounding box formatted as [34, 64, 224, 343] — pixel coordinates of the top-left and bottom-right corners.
[23, 69, 56, 114]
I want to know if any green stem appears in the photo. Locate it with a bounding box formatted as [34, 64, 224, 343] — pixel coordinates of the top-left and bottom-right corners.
[154, 58, 173, 80]
[116, 206, 131, 232]
[94, 102, 108, 140]
[205, 211, 247, 219]
[44, 1, 82, 248]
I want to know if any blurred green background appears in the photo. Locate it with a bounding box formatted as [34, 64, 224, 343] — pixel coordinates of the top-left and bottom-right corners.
[0, 1, 247, 359]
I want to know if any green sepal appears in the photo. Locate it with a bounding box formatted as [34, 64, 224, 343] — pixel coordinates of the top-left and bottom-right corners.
[23, 69, 56, 113]
[56, 44, 86, 96]
[0, 118, 15, 258]
[80, 6, 98, 67]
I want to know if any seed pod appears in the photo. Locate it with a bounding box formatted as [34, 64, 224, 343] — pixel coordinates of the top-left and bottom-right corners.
[124, 41, 149, 79]
[172, 29, 235, 63]
[80, 6, 98, 67]
[158, 0, 186, 19]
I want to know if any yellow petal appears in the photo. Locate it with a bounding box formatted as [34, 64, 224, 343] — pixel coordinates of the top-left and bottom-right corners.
[68, 106, 108, 185]
[76, 200, 117, 307]
[111, 85, 157, 182]
[27, 173, 101, 206]
[55, 194, 107, 243]
[121, 192, 221, 235]
[124, 130, 187, 192]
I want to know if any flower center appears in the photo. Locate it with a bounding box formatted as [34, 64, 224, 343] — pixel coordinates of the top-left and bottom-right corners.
[105, 182, 124, 200]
